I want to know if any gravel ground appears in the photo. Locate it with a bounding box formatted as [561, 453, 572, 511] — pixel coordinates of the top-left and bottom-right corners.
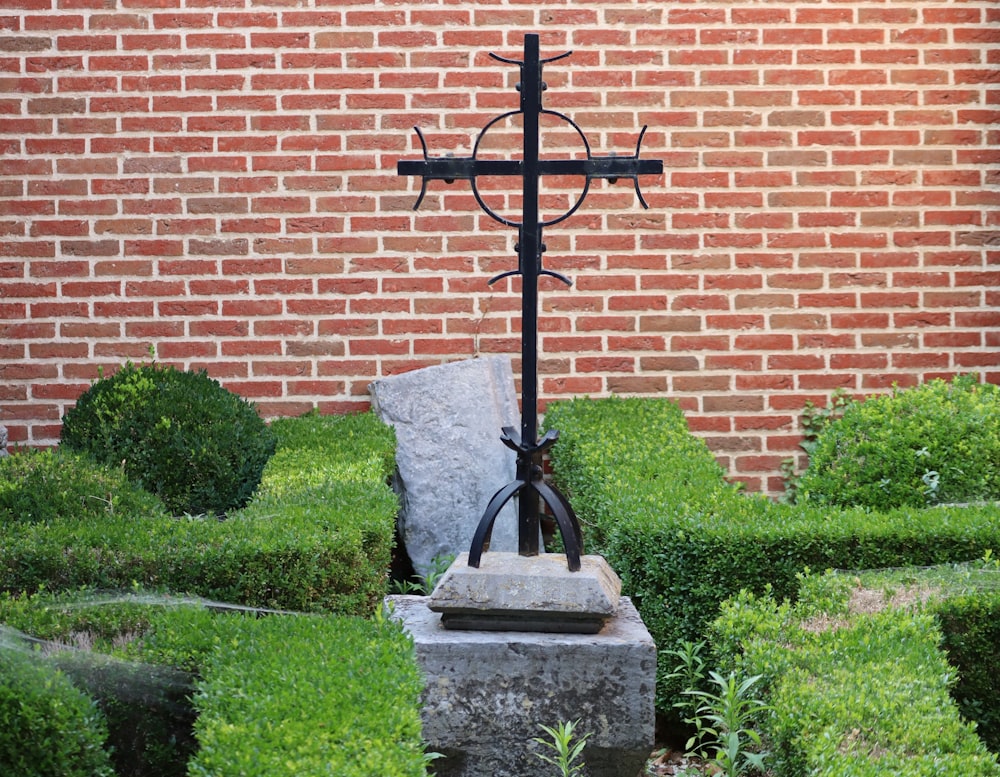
[644, 746, 714, 775]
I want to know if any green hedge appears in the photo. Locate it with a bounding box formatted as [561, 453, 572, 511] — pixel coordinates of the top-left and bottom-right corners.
[937, 593, 1000, 753]
[61, 362, 277, 517]
[839, 562, 1000, 753]
[187, 611, 428, 777]
[543, 396, 1000, 713]
[0, 448, 167, 524]
[0, 412, 397, 616]
[0, 593, 429, 777]
[798, 375, 1000, 510]
[0, 593, 209, 777]
[0, 411, 423, 776]
[709, 572, 1000, 775]
[0, 635, 115, 777]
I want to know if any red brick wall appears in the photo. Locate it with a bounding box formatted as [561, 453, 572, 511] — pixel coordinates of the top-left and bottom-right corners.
[2, 0, 998, 495]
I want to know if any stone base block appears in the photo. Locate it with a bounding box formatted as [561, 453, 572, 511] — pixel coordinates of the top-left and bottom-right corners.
[388, 594, 656, 777]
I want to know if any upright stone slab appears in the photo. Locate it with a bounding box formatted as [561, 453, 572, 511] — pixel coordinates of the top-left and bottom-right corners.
[369, 356, 521, 580]
[388, 594, 656, 777]
[0, 424, 7, 457]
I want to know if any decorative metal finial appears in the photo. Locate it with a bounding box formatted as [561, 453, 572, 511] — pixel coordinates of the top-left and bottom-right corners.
[397, 33, 663, 572]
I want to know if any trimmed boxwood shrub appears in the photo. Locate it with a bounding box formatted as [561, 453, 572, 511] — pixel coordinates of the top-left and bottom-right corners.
[1, 412, 398, 616]
[61, 362, 276, 516]
[0, 592, 199, 777]
[797, 375, 1000, 510]
[543, 396, 1000, 714]
[0, 643, 115, 777]
[0, 411, 415, 775]
[0, 592, 429, 777]
[937, 592, 1000, 753]
[711, 585, 1000, 776]
[186, 611, 428, 777]
[233, 410, 398, 615]
[837, 561, 1000, 754]
[0, 448, 167, 524]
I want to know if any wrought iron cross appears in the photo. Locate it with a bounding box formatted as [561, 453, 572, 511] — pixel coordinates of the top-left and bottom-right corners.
[397, 33, 662, 571]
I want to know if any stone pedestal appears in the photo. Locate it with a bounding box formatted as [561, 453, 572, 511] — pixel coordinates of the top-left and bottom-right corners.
[388, 594, 656, 777]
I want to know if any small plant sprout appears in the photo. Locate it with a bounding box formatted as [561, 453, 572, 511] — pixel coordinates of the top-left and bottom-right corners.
[663, 639, 708, 722]
[388, 553, 456, 596]
[422, 749, 444, 772]
[533, 719, 590, 777]
[684, 671, 771, 777]
[423, 553, 455, 593]
[372, 598, 394, 626]
[387, 578, 425, 596]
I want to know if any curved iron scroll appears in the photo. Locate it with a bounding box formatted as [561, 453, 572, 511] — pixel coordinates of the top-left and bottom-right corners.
[467, 427, 584, 571]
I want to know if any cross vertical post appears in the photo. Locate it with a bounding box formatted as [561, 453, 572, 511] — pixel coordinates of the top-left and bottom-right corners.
[518, 33, 542, 557]
[397, 33, 663, 572]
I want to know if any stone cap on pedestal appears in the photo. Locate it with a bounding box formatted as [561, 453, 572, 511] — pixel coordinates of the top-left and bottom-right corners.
[427, 552, 622, 633]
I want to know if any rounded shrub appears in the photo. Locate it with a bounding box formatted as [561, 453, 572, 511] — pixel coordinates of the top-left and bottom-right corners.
[0, 448, 167, 524]
[61, 363, 276, 516]
[798, 375, 1000, 510]
[0, 647, 115, 777]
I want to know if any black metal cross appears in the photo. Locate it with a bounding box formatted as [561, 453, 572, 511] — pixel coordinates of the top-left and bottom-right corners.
[397, 33, 662, 571]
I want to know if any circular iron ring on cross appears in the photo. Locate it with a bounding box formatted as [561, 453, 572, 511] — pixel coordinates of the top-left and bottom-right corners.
[470, 109, 595, 229]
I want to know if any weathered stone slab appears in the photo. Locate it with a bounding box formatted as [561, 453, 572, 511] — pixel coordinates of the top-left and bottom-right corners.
[428, 552, 621, 633]
[0, 424, 7, 457]
[388, 594, 656, 777]
[369, 356, 521, 580]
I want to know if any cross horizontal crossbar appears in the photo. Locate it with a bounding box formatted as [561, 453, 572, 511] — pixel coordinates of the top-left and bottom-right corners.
[397, 156, 662, 182]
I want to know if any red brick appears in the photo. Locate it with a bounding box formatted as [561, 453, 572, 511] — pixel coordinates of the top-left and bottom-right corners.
[573, 355, 634, 374]
[736, 373, 794, 391]
[673, 375, 733, 396]
[732, 333, 792, 352]
[670, 335, 728, 352]
[706, 353, 762, 372]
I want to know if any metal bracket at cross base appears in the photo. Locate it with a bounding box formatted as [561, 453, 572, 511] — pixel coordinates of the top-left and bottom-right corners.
[397, 33, 663, 572]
